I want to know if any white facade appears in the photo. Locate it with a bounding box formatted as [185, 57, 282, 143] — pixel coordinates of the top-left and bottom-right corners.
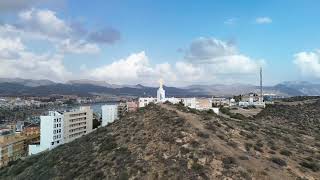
[63, 106, 93, 143]
[164, 97, 181, 104]
[101, 104, 118, 126]
[29, 111, 63, 155]
[29, 107, 93, 155]
[182, 98, 197, 109]
[139, 97, 156, 108]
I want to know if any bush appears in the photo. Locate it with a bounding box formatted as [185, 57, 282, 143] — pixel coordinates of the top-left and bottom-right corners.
[299, 161, 320, 172]
[222, 156, 237, 169]
[245, 143, 253, 152]
[191, 162, 204, 172]
[227, 141, 238, 148]
[280, 149, 292, 156]
[197, 131, 209, 138]
[270, 157, 287, 167]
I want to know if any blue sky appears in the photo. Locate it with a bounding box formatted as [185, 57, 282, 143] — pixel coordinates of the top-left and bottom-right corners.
[0, 0, 320, 86]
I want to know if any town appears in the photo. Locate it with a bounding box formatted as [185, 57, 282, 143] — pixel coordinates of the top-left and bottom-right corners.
[0, 75, 278, 168]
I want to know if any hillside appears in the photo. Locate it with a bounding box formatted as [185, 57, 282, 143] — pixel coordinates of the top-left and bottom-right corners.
[1, 102, 319, 179]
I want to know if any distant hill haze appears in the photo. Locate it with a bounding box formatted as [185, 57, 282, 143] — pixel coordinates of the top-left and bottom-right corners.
[0, 78, 319, 96]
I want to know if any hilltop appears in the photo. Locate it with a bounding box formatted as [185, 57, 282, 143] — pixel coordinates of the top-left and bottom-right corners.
[1, 100, 319, 179]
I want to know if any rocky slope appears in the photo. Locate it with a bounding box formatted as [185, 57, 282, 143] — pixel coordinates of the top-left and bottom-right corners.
[0, 102, 319, 179]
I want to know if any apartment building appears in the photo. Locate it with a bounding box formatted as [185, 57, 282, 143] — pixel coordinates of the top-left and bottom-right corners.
[101, 104, 118, 127]
[29, 111, 63, 155]
[63, 106, 93, 143]
[29, 107, 93, 155]
[0, 129, 26, 167]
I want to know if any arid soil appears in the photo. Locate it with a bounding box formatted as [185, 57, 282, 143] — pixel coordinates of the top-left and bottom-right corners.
[0, 100, 319, 179]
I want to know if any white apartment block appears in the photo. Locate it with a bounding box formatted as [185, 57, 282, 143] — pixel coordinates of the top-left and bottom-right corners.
[29, 107, 93, 155]
[63, 106, 93, 143]
[29, 111, 64, 155]
[101, 104, 118, 127]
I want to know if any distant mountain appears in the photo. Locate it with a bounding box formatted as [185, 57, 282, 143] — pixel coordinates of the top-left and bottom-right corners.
[0, 78, 320, 97]
[276, 81, 320, 96]
[0, 78, 55, 87]
[67, 79, 122, 88]
[185, 84, 257, 96]
[0, 82, 202, 97]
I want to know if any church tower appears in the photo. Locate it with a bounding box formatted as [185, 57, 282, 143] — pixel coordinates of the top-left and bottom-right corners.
[157, 79, 166, 102]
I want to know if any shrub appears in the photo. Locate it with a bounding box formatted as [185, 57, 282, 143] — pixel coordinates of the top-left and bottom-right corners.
[227, 141, 238, 148]
[270, 157, 287, 167]
[238, 155, 249, 160]
[299, 161, 320, 172]
[245, 143, 253, 152]
[280, 149, 292, 156]
[197, 131, 209, 138]
[222, 156, 237, 169]
[191, 162, 204, 172]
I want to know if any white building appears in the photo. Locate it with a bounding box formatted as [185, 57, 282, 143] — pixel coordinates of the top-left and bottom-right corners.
[182, 98, 197, 109]
[63, 106, 93, 143]
[139, 97, 156, 108]
[29, 107, 93, 155]
[101, 104, 118, 126]
[29, 111, 64, 155]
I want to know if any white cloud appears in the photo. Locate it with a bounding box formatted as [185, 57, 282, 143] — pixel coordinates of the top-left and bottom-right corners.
[18, 8, 71, 39]
[185, 37, 237, 62]
[294, 50, 320, 78]
[0, 37, 25, 59]
[85, 51, 204, 86]
[255, 17, 272, 24]
[58, 39, 100, 54]
[87, 51, 152, 84]
[0, 37, 24, 51]
[0, 35, 71, 81]
[184, 37, 262, 75]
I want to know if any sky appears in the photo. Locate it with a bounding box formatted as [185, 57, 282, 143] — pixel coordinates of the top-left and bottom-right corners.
[0, 0, 320, 87]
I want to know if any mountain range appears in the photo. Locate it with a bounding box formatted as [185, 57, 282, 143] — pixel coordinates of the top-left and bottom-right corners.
[0, 78, 320, 97]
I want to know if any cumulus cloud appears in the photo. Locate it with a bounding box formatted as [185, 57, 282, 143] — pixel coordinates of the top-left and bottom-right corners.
[255, 17, 272, 24]
[84, 51, 204, 86]
[0, 37, 25, 59]
[184, 37, 262, 75]
[185, 37, 237, 62]
[294, 50, 320, 78]
[17, 8, 71, 39]
[0, 37, 70, 81]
